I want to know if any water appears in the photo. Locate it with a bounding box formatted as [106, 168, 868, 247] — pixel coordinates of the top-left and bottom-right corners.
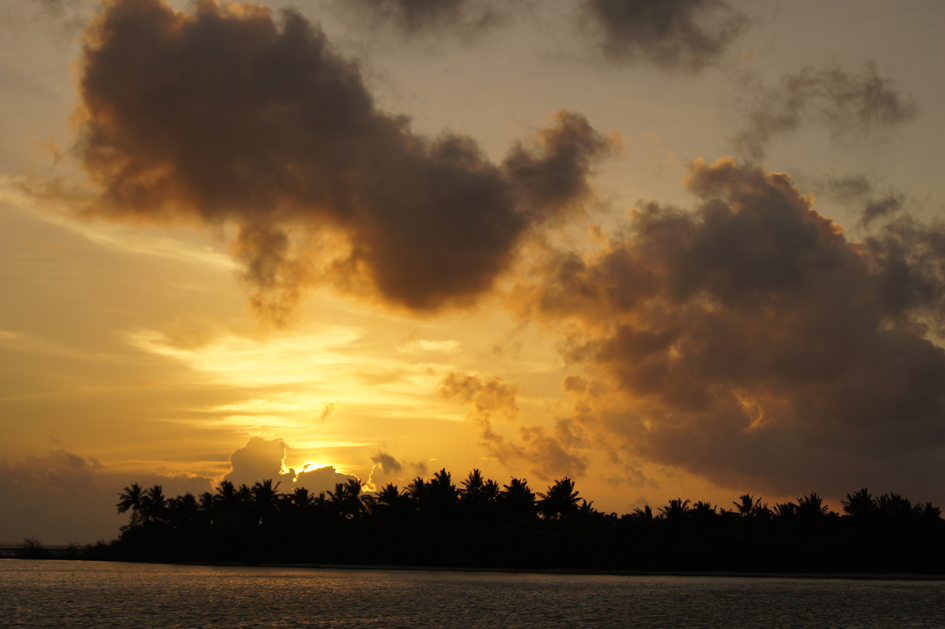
[3, 560, 945, 628]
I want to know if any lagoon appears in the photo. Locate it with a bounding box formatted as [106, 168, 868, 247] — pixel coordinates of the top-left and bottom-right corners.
[4, 560, 945, 628]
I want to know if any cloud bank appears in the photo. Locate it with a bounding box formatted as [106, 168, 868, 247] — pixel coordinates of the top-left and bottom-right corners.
[0, 450, 213, 544]
[76, 0, 614, 321]
[520, 158, 945, 499]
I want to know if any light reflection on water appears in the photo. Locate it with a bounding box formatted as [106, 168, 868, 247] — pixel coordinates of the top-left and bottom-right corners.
[4, 559, 945, 628]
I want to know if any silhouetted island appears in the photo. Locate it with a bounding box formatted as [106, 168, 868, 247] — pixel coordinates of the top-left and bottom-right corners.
[23, 470, 945, 573]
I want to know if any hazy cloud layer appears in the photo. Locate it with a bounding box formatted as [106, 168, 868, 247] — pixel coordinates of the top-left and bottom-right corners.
[0, 450, 213, 544]
[339, 0, 515, 39]
[735, 62, 918, 161]
[581, 0, 749, 71]
[76, 0, 614, 321]
[439, 371, 588, 479]
[521, 158, 945, 499]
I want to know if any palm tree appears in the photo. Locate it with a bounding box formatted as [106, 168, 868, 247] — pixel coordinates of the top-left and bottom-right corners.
[215, 480, 239, 511]
[251, 479, 281, 524]
[499, 477, 537, 520]
[428, 469, 459, 514]
[842, 488, 875, 520]
[168, 492, 198, 528]
[140, 485, 168, 525]
[659, 498, 691, 525]
[117, 482, 144, 528]
[795, 492, 829, 523]
[328, 478, 365, 518]
[629, 505, 653, 524]
[368, 483, 405, 517]
[538, 477, 581, 520]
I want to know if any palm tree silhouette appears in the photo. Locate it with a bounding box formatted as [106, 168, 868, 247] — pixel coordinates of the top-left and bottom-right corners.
[842, 488, 875, 520]
[499, 477, 537, 520]
[140, 485, 167, 525]
[659, 498, 691, 525]
[538, 477, 580, 520]
[117, 482, 144, 528]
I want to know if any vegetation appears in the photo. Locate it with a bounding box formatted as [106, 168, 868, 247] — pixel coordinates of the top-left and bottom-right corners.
[53, 472, 945, 572]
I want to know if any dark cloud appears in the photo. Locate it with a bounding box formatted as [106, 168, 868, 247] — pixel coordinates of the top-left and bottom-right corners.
[371, 451, 403, 473]
[734, 62, 919, 161]
[861, 193, 905, 226]
[581, 0, 749, 71]
[439, 371, 588, 479]
[801, 173, 906, 227]
[521, 158, 945, 500]
[339, 0, 514, 39]
[364, 450, 405, 490]
[76, 0, 613, 322]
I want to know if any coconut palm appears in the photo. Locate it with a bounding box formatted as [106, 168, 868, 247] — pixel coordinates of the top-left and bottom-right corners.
[140, 485, 168, 525]
[328, 478, 365, 518]
[251, 479, 281, 524]
[499, 477, 537, 520]
[842, 488, 875, 520]
[537, 477, 581, 520]
[117, 482, 144, 528]
[795, 492, 829, 522]
[168, 492, 198, 528]
[659, 498, 691, 525]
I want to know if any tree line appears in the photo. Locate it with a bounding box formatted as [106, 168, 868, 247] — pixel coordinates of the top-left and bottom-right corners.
[94, 470, 945, 572]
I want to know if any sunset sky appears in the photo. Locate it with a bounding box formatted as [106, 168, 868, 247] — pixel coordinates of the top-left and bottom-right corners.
[2, 0, 945, 544]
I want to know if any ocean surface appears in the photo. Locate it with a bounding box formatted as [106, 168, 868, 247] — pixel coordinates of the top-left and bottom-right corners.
[4, 559, 945, 628]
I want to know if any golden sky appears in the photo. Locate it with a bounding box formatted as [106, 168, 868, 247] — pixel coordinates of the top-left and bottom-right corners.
[2, 0, 945, 543]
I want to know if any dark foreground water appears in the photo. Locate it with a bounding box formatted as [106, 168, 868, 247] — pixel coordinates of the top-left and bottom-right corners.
[4, 560, 945, 628]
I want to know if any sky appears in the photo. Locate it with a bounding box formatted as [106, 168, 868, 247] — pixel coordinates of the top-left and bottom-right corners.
[2, 0, 945, 544]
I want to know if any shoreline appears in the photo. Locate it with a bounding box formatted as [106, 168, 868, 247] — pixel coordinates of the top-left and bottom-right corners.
[4, 555, 944, 581]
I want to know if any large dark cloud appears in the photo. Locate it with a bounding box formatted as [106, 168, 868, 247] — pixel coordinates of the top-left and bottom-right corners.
[77, 0, 614, 320]
[735, 62, 919, 161]
[520, 158, 945, 501]
[581, 0, 749, 71]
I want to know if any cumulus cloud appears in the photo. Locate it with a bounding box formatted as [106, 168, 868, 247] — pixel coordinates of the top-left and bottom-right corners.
[439, 371, 588, 479]
[74, 0, 614, 322]
[520, 158, 945, 499]
[337, 0, 516, 40]
[734, 62, 919, 161]
[224, 436, 289, 487]
[224, 436, 356, 493]
[581, 0, 749, 71]
[293, 463, 358, 495]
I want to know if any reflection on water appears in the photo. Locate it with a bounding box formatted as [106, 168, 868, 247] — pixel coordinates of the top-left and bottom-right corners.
[4, 559, 945, 628]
